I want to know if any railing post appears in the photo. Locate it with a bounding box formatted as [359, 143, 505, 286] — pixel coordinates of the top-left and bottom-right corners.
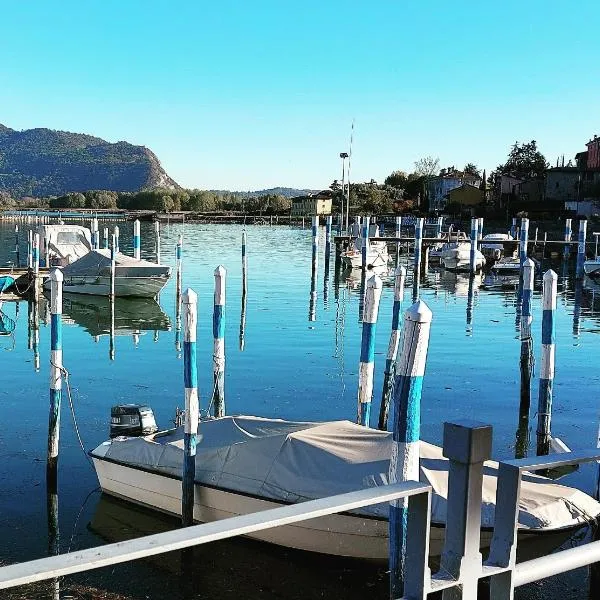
[182, 288, 198, 526]
[389, 300, 432, 598]
[439, 421, 492, 600]
[378, 265, 406, 430]
[357, 274, 382, 425]
[212, 266, 226, 418]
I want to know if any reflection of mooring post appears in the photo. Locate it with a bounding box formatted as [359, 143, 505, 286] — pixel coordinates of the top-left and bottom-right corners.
[47, 269, 63, 480]
[536, 270, 557, 456]
[46, 479, 60, 600]
[240, 231, 247, 351]
[576, 219, 587, 279]
[389, 300, 432, 598]
[182, 288, 198, 526]
[109, 296, 115, 361]
[324, 216, 332, 308]
[33, 297, 40, 372]
[133, 219, 141, 260]
[212, 266, 226, 418]
[378, 265, 405, 430]
[466, 274, 475, 333]
[516, 258, 535, 459]
[154, 221, 161, 263]
[309, 216, 318, 322]
[33, 232, 40, 300]
[573, 279, 583, 340]
[564, 218, 572, 259]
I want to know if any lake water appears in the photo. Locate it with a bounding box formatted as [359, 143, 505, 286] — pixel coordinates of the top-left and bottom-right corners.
[0, 220, 599, 599]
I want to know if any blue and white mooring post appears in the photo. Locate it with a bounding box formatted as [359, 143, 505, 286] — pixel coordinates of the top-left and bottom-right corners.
[14, 225, 20, 267]
[212, 266, 226, 418]
[47, 269, 64, 478]
[389, 300, 432, 598]
[511, 217, 517, 239]
[176, 233, 183, 299]
[378, 265, 406, 430]
[154, 221, 161, 263]
[240, 231, 247, 350]
[536, 269, 557, 456]
[576, 219, 587, 279]
[181, 288, 198, 526]
[436, 216, 443, 239]
[33, 232, 40, 277]
[325, 215, 332, 248]
[309, 217, 318, 322]
[133, 219, 141, 260]
[110, 233, 116, 299]
[27, 229, 33, 268]
[361, 215, 370, 270]
[413, 217, 424, 274]
[519, 217, 529, 267]
[564, 218, 572, 258]
[114, 226, 120, 254]
[103, 227, 109, 250]
[469, 217, 478, 273]
[477, 217, 484, 241]
[357, 274, 383, 426]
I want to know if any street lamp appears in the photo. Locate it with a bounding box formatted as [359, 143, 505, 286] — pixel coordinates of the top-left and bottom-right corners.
[340, 152, 349, 233]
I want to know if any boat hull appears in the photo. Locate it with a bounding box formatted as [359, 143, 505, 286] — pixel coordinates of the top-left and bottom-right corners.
[53, 275, 169, 298]
[584, 260, 600, 277]
[91, 457, 577, 561]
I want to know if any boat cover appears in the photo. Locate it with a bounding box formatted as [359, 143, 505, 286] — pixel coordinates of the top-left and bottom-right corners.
[61, 250, 169, 278]
[93, 416, 600, 530]
[0, 276, 15, 294]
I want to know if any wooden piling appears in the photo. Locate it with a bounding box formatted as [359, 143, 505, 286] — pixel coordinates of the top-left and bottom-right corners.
[133, 219, 141, 260]
[576, 219, 587, 279]
[536, 270, 557, 456]
[47, 269, 63, 479]
[182, 288, 199, 527]
[389, 300, 432, 598]
[378, 265, 406, 430]
[212, 266, 226, 418]
[357, 274, 383, 426]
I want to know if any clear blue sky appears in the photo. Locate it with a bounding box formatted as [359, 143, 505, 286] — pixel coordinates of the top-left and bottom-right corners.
[2, 1, 599, 191]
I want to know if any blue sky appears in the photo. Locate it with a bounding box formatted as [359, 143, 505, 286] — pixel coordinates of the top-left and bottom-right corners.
[2, 1, 599, 190]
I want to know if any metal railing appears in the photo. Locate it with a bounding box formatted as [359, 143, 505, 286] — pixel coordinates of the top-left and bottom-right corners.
[0, 421, 599, 600]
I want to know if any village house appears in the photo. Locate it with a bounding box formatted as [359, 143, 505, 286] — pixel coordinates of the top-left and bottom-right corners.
[427, 167, 481, 211]
[290, 190, 333, 216]
[444, 183, 484, 214]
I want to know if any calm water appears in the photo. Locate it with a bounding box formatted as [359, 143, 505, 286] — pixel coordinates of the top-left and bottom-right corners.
[0, 221, 599, 599]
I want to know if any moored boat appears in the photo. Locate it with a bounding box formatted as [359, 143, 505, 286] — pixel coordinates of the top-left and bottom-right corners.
[90, 414, 600, 561]
[584, 258, 600, 278]
[480, 233, 514, 260]
[37, 224, 92, 266]
[440, 241, 485, 272]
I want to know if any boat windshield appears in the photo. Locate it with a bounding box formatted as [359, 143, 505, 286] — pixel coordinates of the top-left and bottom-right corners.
[56, 231, 88, 245]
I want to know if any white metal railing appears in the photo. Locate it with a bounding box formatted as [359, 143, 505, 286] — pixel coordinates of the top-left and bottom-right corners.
[1, 423, 599, 600]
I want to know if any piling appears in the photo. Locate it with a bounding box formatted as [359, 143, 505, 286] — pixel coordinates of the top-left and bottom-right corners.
[14, 225, 20, 267]
[516, 258, 535, 458]
[477, 217, 484, 241]
[361, 216, 370, 270]
[466, 274, 475, 333]
[378, 265, 406, 430]
[357, 274, 383, 426]
[133, 219, 141, 260]
[114, 226, 120, 254]
[91, 218, 98, 250]
[109, 297, 115, 360]
[395, 216, 402, 263]
[324, 227, 331, 308]
[154, 221, 161, 263]
[240, 232, 247, 350]
[212, 266, 226, 418]
[33, 232, 40, 281]
[181, 288, 198, 526]
[536, 270, 557, 456]
[576, 219, 587, 279]
[309, 217, 318, 322]
[389, 300, 432, 597]
[176, 233, 183, 297]
[413, 218, 424, 274]
[511, 218, 517, 239]
[325, 215, 332, 247]
[564, 218, 572, 258]
[469, 217, 478, 273]
[519, 217, 529, 267]
[103, 227, 109, 250]
[33, 298, 40, 372]
[436, 216, 443, 239]
[27, 229, 33, 268]
[47, 269, 63, 479]
[110, 234, 116, 299]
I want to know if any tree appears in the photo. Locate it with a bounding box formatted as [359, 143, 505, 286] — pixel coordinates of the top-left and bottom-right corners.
[464, 163, 480, 176]
[414, 156, 440, 178]
[329, 179, 341, 193]
[496, 140, 548, 179]
[384, 170, 408, 188]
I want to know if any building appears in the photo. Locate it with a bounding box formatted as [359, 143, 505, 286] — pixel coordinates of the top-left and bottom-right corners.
[444, 184, 484, 213]
[544, 167, 580, 203]
[492, 174, 523, 208]
[516, 177, 544, 203]
[427, 167, 481, 211]
[290, 191, 333, 216]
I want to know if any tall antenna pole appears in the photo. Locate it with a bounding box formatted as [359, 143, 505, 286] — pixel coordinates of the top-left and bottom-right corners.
[346, 119, 354, 231]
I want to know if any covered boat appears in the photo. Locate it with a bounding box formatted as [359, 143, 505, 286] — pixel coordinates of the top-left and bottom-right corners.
[90, 416, 600, 560]
[341, 224, 389, 270]
[440, 241, 485, 272]
[45, 250, 171, 298]
[480, 233, 514, 260]
[37, 224, 92, 266]
[584, 258, 600, 278]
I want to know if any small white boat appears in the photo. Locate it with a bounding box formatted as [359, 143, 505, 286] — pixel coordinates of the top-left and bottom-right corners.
[429, 232, 468, 263]
[584, 258, 600, 278]
[440, 242, 485, 272]
[45, 250, 171, 298]
[90, 415, 600, 561]
[480, 233, 513, 260]
[37, 224, 92, 266]
[341, 236, 389, 270]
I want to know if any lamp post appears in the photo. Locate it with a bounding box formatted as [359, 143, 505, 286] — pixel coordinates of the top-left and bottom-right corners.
[340, 152, 349, 234]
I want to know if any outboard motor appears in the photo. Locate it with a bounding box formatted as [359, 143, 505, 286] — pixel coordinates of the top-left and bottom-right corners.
[110, 404, 158, 438]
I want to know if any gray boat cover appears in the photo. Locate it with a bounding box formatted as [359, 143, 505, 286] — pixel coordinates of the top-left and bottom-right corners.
[93, 416, 600, 530]
[62, 250, 169, 278]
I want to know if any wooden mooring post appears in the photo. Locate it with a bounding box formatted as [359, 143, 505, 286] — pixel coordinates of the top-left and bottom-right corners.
[47, 269, 63, 479]
[182, 288, 199, 526]
[389, 300, 432, 597]
[357, 274, 382, 426]
[212, 266, 226, 418]
[378, 265, 405, 430]
[536, 270, 557, 456]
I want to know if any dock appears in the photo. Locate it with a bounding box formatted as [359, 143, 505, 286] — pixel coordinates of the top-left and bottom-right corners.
[0, 268, 50, 298]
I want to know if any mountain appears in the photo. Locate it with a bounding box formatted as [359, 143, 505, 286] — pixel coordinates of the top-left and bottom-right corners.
[0, 124, 179, 198]
[211, 187, 320, 198]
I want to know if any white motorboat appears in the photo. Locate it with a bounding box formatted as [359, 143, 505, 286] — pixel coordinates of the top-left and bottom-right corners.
[341, 236, 389, 270]
[429, 231, 468, 263]
[90, 414, 600, 561]
[480, 233, 513, 260]
[584, 258, 600, 278]
[37, 224, 92, 266]
[440, 241, 485, 272]
[45, 250, 171, 298]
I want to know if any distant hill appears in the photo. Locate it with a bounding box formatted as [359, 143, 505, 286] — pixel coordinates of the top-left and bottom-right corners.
[211, 187, 320, 198]
[0, 123, 179, 198]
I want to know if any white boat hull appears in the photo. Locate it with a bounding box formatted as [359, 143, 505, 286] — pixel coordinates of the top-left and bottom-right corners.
[59, 275, 169, 298]
[441, 255, 486, 272]
[341, 246, 389, 269]
[91, 457, 576, 561]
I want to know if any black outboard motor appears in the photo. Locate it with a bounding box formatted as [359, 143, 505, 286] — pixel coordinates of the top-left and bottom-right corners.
[110, 404, 158, 438]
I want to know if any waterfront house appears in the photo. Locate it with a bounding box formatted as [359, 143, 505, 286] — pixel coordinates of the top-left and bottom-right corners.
[444, 183, 484, 214]
[427, 167, 481, 212]
[290, 191, 333, 216]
